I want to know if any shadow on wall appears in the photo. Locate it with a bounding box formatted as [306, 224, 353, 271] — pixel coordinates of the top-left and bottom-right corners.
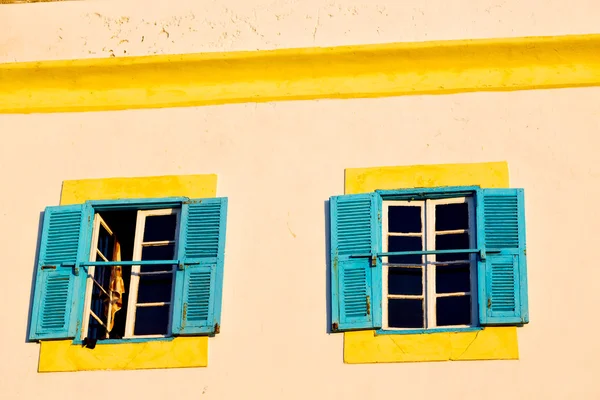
[324, 200, 332, 334]
[25, 211, 44, 343]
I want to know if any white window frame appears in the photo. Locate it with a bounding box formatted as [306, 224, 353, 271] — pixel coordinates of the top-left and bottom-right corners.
[80, 214, 115, 340]
[124, 208, 180, 338]
[381, 197, 477, 330]
[81, 208, 180, 340]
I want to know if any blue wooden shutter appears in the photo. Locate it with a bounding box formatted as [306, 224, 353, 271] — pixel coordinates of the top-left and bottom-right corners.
[330, 193, 382, 332]
[172, 197, 227, 335]
[29, 204, 93, 341]
[476, 188, 529, 325]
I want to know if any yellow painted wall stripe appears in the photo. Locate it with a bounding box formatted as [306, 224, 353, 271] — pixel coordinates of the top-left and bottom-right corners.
[344, 161, 519, 363]
[2, 34, 600, 114]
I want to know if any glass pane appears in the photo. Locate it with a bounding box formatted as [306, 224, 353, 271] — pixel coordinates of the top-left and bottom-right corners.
[137, 274, 173, 303]
[436, 295, 471, 326]
[143, 214, 177, 242]
[436, 265, 471, 293]
[435, 202, 469, 231]
[388, 299, 424, 328]
[97, 223, 114, 260]
[142, 244, 175, 260]
[388, 206, 421, 233]
[388, 236, 423, 264]
[388, 267, 422, 295]
[141, 245, 176, 272]
[134, 306, 170, 335]
[436, 232, 470, 262]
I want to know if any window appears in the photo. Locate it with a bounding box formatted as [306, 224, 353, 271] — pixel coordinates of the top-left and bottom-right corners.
[382, 197, 477, 330]
[330, 186, 528, 334]
[82, 208, 181, 340]
[28, 197, 227, 343]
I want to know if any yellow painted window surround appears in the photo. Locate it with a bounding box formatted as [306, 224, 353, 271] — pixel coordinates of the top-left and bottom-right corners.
[343, 161, 519, 363]
[38, 174, 216, 372]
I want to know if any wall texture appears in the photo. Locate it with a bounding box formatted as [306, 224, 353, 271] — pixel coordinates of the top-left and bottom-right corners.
[1, 89, 599, 398]
[1, 0, 599, 399]
[2, 0, 600, 62]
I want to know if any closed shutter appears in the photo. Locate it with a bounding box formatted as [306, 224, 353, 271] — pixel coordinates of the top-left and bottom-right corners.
[172, 197, 227, 335]
[476, 188, 529, 325]
[29, 204, 93, 341]
[330, 193, 382, 332]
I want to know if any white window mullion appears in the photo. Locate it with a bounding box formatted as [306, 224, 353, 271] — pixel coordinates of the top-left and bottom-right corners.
[424, 199, 436, 329]
[381, 202, 390, 330]
[467, 197, 478, 326]
[124, 211, 146, 338]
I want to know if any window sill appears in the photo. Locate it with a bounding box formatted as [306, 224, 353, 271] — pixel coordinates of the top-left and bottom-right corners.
[344, 327, 518, 364]
[39, 336, 208, 372]
[71, 336, 175, 346]
[375, 326, 483, 336]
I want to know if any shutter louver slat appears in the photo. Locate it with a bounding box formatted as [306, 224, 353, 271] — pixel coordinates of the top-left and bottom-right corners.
[330, 193, 382, 332]
[29, 204, 91, 341]
[172, 198, 227, 335]
[477, 188, 528, 325]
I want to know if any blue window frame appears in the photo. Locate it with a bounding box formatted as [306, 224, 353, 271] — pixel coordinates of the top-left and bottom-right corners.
[28, 197, 228, 342]
[330, 186, 528, 333]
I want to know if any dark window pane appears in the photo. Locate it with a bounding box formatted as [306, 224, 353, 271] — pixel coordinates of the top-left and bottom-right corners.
[97, 223, 114, 260]
[388, 267, 422, 295]
[388, 206, 421, 233]
[436, 265, 471, 293]
[142, 244, 175, 260]
[388, 299, 424, 328]
[436, 233, 470, 262]
[137, 274, 173, 303]
[435, 203, 469, 231]
[134, 306, 170, 335]
[140, 264, 175, 273]
[388, 236, 423, 264]
[141, 245, 176, 272]
[143, 214, 177, 242]
[436, 295, 471, 326]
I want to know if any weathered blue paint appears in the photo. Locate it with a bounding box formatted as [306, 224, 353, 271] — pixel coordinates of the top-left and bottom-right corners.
[29, 203, 94, 341]
[476, 188, 528, 325]
[377, 186, 480, 200]
[330, 193, 382, 332]
[88, 197, 188, 211]
[71, 336, 175, 345]
[82, 260, 182, 267]
[171, 197, 228, 336]
[351, 248, 480, 258]
[375, 326, 483, 335]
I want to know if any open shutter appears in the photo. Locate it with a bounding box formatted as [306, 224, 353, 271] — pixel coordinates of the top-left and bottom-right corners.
[330, 193, 382, 332]
[172, 197, 227, 335]
[29, 204, 93, 341]
[476, 188, 528, 325]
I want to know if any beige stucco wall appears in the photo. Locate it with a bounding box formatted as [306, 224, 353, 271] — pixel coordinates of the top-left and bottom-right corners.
[1, 89, 599, 398]
[2, 0, 600, 62]
[1, 0, 600, 399]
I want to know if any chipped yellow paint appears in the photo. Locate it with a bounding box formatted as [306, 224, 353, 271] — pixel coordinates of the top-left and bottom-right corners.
[39, 337, 209, 372]
[39, 174, 217, 372]
[343, 161, 519, 363]
[1, 34, 600, 113]
[344, 328, 518, 363]
[61, 174, 217, 205]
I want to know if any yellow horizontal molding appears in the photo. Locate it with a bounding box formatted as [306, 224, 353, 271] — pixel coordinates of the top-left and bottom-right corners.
[2, 34, 600, 113]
